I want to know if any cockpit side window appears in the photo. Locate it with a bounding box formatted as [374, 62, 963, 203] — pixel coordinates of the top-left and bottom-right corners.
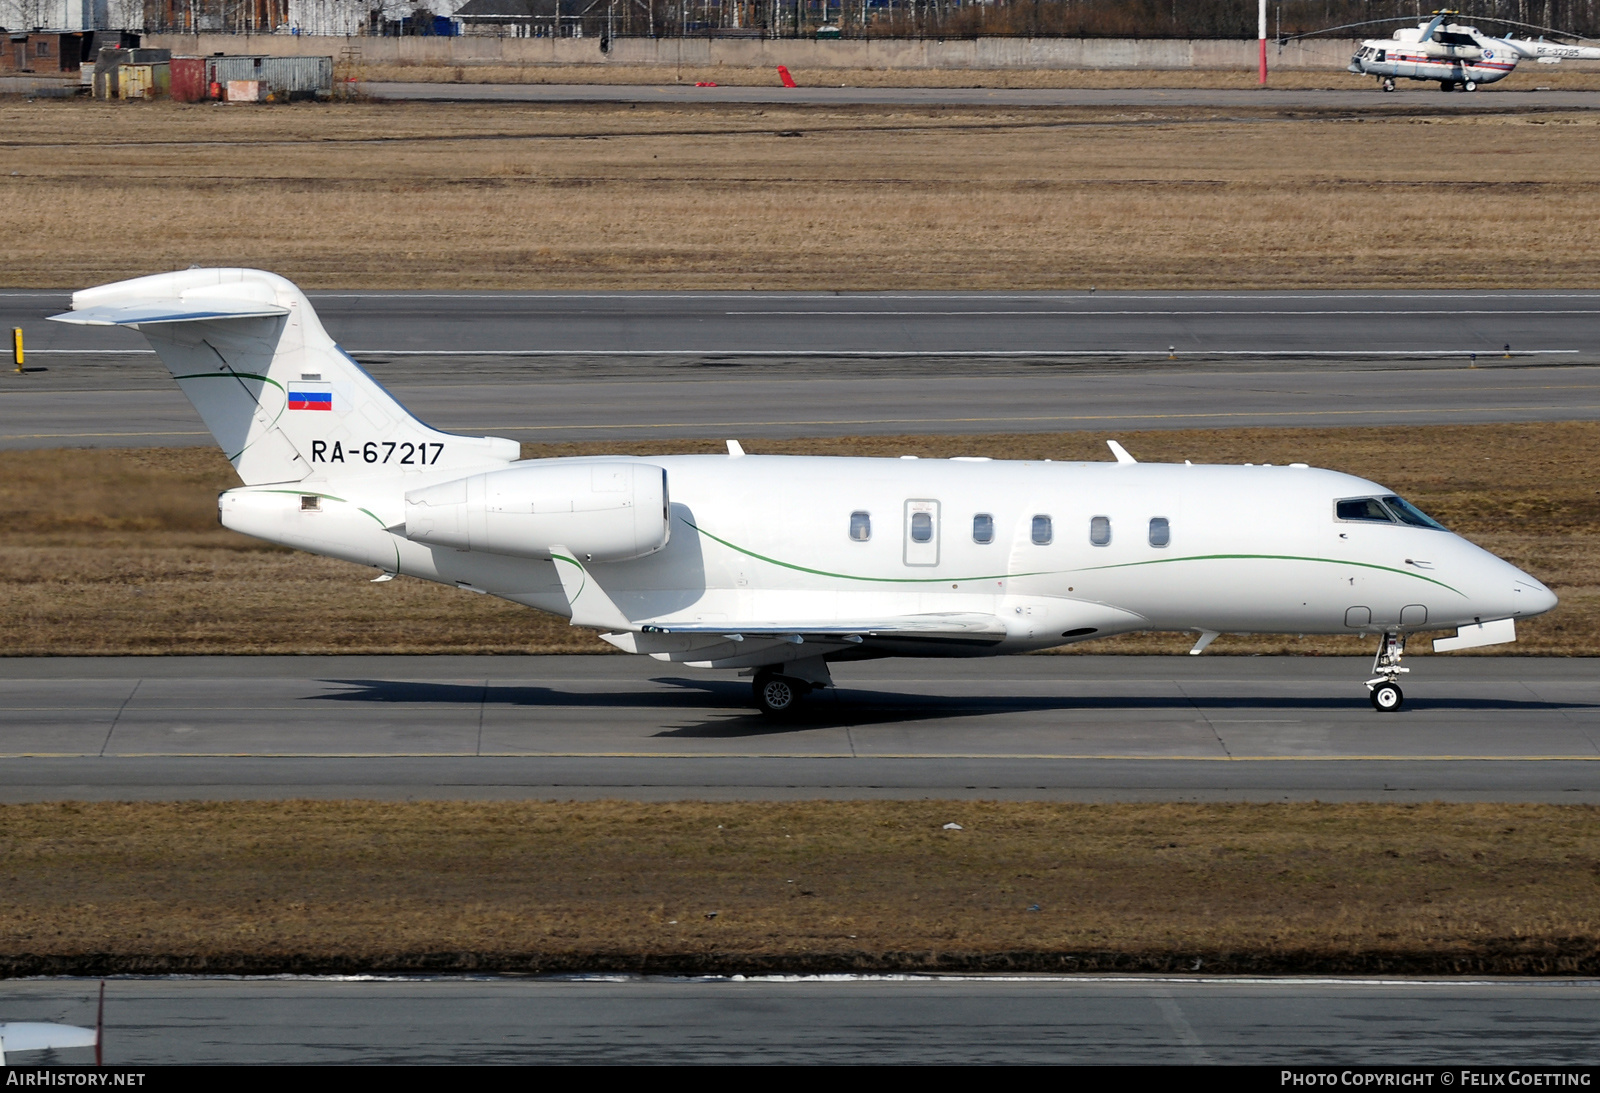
[1336, 497, 1396, 523]
[1375, 48, 1386, 61]
[1382, 495, 1447, 530]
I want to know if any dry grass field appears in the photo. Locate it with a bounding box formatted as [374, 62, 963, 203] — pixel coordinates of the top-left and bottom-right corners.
[3, 799, 1597, 975]
[0, 422, 1593, 657]
[5, 98, 1600, 290]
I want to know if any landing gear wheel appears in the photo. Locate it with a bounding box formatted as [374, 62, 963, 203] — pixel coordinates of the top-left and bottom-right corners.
[753, 670, 806, 717]
[1370, 682, 1404, 712]
[1382, 77, 1396, 92]
[1464, 80, 1478, 91]
[1440, 80, 1457, 92]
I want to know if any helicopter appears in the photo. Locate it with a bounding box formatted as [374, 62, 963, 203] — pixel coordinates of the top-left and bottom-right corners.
[1348, 9, 1600, 91]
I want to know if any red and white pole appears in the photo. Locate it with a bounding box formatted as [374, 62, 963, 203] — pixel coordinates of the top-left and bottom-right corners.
[1258, 0, 1268, 85]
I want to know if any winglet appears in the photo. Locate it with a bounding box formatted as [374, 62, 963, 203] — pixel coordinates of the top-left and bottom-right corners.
[550, 544, 633, 631]
[1107, 440, 1137, 465]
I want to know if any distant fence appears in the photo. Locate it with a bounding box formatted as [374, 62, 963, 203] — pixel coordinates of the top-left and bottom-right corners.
[141, 34, 1363, 71]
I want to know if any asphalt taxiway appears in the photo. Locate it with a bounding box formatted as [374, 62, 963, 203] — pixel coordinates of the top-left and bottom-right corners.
[2, 656, 1596, 802]
[359, 81, 1600, 112]
[6, 974, 1598, 1065]
[3, 291, 1598, 447]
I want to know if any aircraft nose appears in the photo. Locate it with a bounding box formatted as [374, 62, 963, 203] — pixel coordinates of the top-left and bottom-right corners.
[1516, 578, 1558, 617]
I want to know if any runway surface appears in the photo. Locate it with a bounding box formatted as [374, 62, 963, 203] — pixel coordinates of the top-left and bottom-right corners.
[3, 291, 1598, 447]
[6, 974, 1597, 1064]
[3, 656, 1596, 802]
[360, 81, 1600, 112]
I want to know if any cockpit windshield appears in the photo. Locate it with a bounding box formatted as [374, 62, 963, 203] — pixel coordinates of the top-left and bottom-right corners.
[1335, 495, 1447, 530]
[1336, 498, 1393, 523]
[1382, 495, 1447, 530]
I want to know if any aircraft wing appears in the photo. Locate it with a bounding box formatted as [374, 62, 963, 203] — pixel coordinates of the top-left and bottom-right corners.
[48, 298, 289, 326]
[610, 612, 1013, 665]
[0, 1022, 98, 1051]
[638, 612, 1009, 643]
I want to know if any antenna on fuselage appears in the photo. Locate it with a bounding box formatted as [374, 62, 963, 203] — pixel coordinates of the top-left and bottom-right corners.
[1106, 440, 1137, 465]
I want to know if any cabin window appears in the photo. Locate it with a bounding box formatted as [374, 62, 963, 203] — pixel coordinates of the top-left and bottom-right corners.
[1148, 516, 1170, 548]
[1031, 515, 1052, 545]
[972, 513, 994, 544]
[910, 511, 933, 543]
[849, 511, 871, 541]
[1336, 498, 1395, 524]
[1382, 495, 1447, 530]
[1090, 515, 1111, 546]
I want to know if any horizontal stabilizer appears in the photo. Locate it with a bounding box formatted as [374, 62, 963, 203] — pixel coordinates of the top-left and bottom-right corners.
[1433, 617, 1516, 652]
[49, 299, 290, 326]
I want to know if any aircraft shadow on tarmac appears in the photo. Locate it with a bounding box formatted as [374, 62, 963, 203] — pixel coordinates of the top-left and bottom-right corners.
[311, 678, 1594, 737]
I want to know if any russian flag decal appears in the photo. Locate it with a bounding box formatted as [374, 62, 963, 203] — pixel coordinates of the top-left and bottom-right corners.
[288, 381, 333, 412]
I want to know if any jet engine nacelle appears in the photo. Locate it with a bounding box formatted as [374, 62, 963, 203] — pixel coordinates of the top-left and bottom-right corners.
[404, 460, 670, 563]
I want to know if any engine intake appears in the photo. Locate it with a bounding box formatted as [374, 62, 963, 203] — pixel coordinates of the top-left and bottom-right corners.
[404, 460, 670, 563]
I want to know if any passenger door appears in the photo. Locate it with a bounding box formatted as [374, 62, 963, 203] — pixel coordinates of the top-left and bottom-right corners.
[904, 499, 940, 566]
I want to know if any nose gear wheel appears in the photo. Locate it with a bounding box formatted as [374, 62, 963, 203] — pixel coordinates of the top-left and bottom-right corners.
[1365, 631, 1409, 712]
[1370, 681, 1404, 712]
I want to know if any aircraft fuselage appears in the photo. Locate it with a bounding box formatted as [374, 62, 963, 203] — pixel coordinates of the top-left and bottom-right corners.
[220, 454, 1554, 667]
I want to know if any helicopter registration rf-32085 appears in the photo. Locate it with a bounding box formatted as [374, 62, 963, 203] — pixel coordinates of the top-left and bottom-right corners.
[51, 269, 1558, 716]
[1349, 8, 1600, 91]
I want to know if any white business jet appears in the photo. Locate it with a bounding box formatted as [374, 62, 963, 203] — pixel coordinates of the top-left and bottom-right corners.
[1349, 9, 1600, 91]
[51, 269, 1557, 716]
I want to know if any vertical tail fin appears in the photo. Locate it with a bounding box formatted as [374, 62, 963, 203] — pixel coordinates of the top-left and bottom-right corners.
[50, 269, 519, 485]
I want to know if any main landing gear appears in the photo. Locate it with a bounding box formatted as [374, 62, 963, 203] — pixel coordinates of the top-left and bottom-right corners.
[750, 658, 838, 717]
[1439, 79, 1478, 92]
[1382, 77, 1397, 92]
[1366, 631, 1408, 712]
[753, 668, 810, 717]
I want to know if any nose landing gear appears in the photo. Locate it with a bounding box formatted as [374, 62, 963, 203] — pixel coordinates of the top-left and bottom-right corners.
[1382, 77, 1397, 91]
[1370, 679, 1404, 711]
[1366, 631, 1409, 712]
